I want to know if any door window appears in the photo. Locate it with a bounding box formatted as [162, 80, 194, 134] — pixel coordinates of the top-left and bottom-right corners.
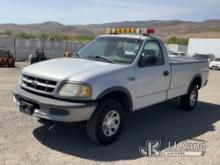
[140, 41, 164, 66]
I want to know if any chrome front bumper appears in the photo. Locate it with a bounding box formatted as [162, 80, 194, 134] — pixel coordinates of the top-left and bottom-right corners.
[12, 86, 97, 122]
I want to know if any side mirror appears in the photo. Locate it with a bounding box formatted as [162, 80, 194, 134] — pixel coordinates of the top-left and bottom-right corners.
[139, 55, 157, 67]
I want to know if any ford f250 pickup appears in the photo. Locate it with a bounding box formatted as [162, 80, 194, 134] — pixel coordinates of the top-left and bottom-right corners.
[12, 28, 209, 145]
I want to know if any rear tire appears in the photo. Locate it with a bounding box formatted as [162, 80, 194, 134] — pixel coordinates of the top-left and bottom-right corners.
[180, 85, 198, 111]
[87, 99, 125, 145]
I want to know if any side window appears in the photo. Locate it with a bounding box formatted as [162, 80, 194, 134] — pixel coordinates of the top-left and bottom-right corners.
[141, 40, 164, 66]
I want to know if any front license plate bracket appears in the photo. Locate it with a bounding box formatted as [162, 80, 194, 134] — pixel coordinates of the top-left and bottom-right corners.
[19, 100, 35, 116]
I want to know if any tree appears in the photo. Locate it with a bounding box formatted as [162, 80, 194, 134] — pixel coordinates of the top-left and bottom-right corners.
[38, 33, 50, 40]
[17, 32, 35, 39]
[0, 30, 94, 42]
[73, 35, 94, 42]
[167, 36, 188, 45]
[5, 30, 13, 35]
[178, 38, 188, 45]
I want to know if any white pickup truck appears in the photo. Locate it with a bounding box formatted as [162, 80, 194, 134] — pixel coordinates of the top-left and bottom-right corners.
[12, 29, 209, 145]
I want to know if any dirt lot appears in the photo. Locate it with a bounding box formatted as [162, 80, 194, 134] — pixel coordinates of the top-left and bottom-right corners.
[1, 62, 220, 165]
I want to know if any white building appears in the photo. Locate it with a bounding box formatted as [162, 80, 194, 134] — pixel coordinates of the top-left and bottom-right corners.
[187, 38, 220, 58]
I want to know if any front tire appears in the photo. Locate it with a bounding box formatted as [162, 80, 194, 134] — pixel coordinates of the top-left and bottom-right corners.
[180, 85, 198, 111]
[87, 99, 125, 145]
[8, 61, 15, 67]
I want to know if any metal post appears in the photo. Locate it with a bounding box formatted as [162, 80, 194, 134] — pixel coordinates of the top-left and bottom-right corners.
[65, 41, 68, 52]
[72, 42, 74, 53]
[42, 39, 45, 50]
[12, 33, 16, 61]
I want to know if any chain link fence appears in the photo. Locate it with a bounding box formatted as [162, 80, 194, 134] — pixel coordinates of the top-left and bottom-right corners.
[0, 36, 86, 61]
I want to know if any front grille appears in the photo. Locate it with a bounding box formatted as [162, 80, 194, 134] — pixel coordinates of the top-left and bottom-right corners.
[21, 74, 57, 95]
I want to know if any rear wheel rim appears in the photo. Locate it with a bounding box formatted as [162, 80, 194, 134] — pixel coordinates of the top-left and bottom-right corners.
[102, 110, 120, 137]
[190, 89, 197, 107]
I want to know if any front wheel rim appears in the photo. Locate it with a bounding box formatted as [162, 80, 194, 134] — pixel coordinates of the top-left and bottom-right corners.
[102, 110, 120, 137]
[190, 89, 197, 106]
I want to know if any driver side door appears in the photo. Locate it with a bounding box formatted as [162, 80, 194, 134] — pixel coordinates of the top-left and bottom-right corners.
[134, 40, 171, 110]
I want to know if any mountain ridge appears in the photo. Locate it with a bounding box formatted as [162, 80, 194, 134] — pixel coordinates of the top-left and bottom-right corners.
[0, 20, 220, 39]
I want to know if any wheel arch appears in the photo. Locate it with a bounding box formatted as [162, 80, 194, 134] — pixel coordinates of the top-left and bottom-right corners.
[188, 74, 202, 91]
[97, 86, 133, 113]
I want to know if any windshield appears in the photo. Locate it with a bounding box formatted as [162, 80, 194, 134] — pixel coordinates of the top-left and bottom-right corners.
[215, 58, 220, 61]
[77, 37, 143, 64]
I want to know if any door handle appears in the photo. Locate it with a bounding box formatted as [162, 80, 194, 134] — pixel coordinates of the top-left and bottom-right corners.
[163, 71, 169, 76]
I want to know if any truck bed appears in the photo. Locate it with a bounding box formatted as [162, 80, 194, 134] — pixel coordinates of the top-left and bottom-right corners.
[169, 56, 208, 65]
[167, 56, 209, 100]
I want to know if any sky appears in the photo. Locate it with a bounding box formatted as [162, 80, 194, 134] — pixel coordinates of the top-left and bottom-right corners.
[0, 0, 220, 25]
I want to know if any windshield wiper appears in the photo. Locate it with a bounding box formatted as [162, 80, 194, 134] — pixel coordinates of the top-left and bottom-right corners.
[88, 56, 116, 63]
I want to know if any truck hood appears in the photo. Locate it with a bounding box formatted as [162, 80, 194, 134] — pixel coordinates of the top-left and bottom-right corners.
[22, 58, 126, 80]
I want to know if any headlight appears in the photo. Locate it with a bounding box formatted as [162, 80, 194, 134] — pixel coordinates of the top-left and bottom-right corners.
[58, 83, 91, 98]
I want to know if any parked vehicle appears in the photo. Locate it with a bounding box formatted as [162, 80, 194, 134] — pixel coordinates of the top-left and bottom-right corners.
[209, 58, 220, 70]
[12, 28, 209, 145]
[0, 48, 15, 67]
[64, 51, 73, 58]
[28, 50, 48, 64]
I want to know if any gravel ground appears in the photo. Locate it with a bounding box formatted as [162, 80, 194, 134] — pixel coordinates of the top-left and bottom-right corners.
[0, 62, 220, 165]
